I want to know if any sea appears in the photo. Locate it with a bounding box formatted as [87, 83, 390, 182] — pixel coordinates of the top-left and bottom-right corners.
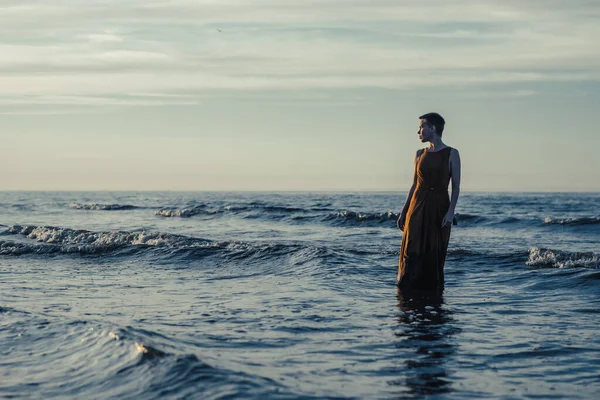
[1, 191, 599, 399]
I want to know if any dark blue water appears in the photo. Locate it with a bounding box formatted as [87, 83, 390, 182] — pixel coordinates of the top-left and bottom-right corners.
[1, 192, 599, 399]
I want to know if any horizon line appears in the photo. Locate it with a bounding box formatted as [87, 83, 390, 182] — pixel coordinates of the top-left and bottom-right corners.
[1, 189, 598, 194]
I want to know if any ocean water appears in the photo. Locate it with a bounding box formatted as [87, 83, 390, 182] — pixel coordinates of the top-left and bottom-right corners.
[1, 191, 599, 399]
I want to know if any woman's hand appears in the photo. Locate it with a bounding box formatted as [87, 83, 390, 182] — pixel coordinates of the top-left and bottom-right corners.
[397, 212, 407, 231]
[441, 211, 454, 228]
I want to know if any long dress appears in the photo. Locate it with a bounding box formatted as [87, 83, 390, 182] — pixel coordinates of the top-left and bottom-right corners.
[397, 146, 452, 290]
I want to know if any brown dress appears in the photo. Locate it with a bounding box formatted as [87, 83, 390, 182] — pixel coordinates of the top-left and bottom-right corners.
[397, 147, 452, 290]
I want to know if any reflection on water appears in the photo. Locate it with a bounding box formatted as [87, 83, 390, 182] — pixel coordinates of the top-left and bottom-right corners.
[393, 287, 459, 397]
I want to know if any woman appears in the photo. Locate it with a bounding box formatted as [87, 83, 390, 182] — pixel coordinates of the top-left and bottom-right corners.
[397, 112, 461, 290]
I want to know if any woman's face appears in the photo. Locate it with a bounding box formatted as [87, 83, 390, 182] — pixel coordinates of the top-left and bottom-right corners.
[417, 119, 436, 142]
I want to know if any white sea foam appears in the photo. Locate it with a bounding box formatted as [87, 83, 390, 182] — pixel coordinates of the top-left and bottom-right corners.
[543, 216, 600, 226]
[527, 247, 600, 269]
[333, 210, 398, 222]
[1, 225, 319, 260]
[3, 225, 213, 255]
[69, 203, 138, 211]
[154, 206, 217, 218]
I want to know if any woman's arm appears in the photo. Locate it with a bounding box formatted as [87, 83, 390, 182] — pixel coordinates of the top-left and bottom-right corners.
[448, 148, 461, 214]
[442, 148, 461, 227]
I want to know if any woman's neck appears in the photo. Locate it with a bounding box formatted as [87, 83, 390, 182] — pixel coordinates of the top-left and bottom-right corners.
[427, 139, 445, 151]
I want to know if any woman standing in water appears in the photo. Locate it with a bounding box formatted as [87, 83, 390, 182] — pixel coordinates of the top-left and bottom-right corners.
[397, 113, 461, 290]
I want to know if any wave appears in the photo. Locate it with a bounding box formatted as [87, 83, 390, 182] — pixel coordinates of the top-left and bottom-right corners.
[63, 202, 564, 231]
[9, 225, 591, 270]
[154, 205, 400, 226]
[543, 216, 600, 226]
[1, 223, 529, 269]
[322, 210, 399, 225]
[451, 214, 600, 228]
[0, 316, 289, 400]
[0, 225, 354, 269]
[526, 247, 600, 269]
[55, 200, 600, 232]
[70, 203, 140, 211]
[157, 203, 324, 218]
[447, 213, 599, 227]
[1, 225, 212, 255]
[155, 206, 221, 218]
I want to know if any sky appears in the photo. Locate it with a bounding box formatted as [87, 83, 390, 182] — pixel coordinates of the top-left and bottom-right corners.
[1, 0, 599, 192]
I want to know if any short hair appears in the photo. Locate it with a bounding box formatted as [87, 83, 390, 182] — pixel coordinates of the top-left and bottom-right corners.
[419, 112, 445, 136]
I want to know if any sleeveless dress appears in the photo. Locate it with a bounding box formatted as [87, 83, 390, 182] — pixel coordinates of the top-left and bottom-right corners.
[397, 147, 453, 290]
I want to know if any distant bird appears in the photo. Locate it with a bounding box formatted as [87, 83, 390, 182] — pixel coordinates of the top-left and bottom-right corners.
[217, 29, 222, 32]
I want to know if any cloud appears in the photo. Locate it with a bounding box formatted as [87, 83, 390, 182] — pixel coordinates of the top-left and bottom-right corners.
[0, 94, 201, 106]
[459, 89, 538, 100]
[0, 108, 113, 116]
[84, 33, 124, 43]
[0, 0, 598, 105]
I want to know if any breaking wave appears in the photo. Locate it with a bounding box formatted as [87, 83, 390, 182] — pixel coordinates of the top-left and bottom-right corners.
[0, 225, 359, 267]
[156, 204, 318, 218]
[324, 210, 399, 224]
[526, 247, 600, 269]
[543, 216, 600, 226]
[70, 203, 140, 211]
[155, 206, 221, 218]
[1, 225, 212, 255]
